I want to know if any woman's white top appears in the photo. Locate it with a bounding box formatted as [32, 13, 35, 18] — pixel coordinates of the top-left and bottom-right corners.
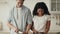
[33, 15, 51, 32]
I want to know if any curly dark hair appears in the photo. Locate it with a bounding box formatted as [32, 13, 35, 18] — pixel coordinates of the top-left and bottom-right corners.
[33, 2, 50, 16]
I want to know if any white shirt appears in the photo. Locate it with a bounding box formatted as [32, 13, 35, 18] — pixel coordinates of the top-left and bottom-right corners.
[33, 15, 51, 32]
[17, 8, 22, 30]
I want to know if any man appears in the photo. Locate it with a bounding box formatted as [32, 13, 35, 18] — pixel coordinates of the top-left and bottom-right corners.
[7, 0, 32, 34]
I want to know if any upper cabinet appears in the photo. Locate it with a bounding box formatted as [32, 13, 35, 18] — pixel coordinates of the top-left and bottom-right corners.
[51, 0, 60, 14]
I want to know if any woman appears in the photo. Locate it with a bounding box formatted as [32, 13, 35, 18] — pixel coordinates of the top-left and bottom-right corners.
[32, 2, 51, 34]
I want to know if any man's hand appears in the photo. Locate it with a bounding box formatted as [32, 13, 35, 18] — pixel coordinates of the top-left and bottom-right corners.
[44, 32, 47, 34]
[13, 27, 20, 33]
[23, 31, 28, 34]
[33, 31, 41, 34]
[7, 23, 20, 33]
[23, 24, 31, 34]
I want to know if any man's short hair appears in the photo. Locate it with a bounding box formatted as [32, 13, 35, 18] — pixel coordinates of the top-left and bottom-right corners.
[16, 0, 24, 1]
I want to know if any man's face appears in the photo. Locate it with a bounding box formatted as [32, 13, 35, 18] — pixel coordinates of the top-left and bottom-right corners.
[16, 0, 24, 7]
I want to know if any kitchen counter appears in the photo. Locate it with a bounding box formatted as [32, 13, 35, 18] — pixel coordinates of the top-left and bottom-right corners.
[0, 31, 10, 34]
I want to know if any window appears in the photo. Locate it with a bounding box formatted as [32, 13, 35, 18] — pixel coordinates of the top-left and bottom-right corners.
[51, 0, 60, 11]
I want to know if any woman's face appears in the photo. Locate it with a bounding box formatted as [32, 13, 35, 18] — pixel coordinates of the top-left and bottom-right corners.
[37, 8, 44, 16]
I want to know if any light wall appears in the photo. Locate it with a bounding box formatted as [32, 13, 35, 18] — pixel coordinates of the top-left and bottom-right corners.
[0, 0, 60, 32]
